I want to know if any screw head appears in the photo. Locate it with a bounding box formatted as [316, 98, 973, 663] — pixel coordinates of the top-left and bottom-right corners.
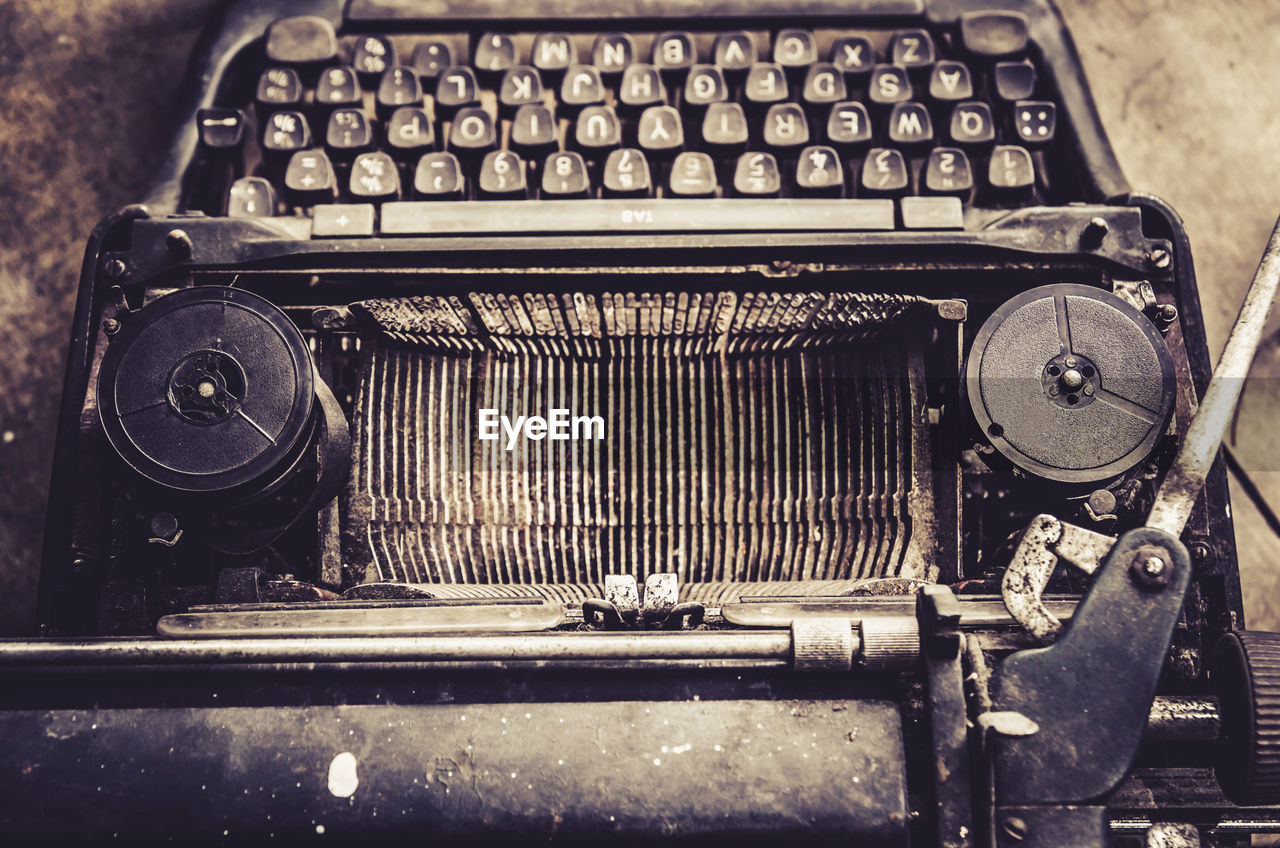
[1130, 545, 1174, 589]
[1002, 816, 1028, 842]
[1061, 368, 1084, 389]
[1189, 541, 1211, 564]
[104, 258, 126, 279]
[1081, 216, 1109, 248]
[166, 228, 193, 256]
[102, 318, 121, 335]
[1149, 247, 1173, 270]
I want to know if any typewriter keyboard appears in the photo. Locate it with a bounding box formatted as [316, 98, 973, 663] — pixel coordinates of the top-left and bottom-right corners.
[195, 14, 1072, 234]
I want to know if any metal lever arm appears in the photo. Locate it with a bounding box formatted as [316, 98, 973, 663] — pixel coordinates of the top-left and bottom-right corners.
[1147, 214, 1280, 537]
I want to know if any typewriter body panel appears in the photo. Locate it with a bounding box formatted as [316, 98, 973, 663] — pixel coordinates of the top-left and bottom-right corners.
[15, 0, 1268, 844]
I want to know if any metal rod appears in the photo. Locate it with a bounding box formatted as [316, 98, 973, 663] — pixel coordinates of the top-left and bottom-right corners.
[0, 631, 796, 667]
[0, 659, 793, 675]
[1148, 214, 1280, 536]
[1144, 695, 1221, 741]
[1111, 816, 1280, 835]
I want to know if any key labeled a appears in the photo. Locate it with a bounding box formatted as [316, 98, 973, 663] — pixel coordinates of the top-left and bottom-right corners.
[929, 61, 973, 101]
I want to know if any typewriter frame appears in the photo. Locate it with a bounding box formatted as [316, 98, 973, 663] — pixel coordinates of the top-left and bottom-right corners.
[17, 0, 1262, 844]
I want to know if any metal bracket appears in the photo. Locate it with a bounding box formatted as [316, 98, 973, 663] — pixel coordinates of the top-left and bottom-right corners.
[583, 574, 705, 631]
[1002, 515, 1115, 643]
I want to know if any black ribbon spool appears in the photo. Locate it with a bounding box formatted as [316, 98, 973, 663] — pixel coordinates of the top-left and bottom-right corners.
[965, 283, 1176, 485]
[97, 287, 347, 531]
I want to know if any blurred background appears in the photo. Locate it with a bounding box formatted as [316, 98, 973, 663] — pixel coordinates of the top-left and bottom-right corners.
[0, 0, 1277, 634]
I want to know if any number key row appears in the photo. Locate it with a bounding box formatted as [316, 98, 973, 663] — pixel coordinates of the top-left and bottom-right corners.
[229, 143, 1038, 213]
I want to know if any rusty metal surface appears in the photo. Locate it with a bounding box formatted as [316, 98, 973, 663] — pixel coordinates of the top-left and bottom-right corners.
[1144, 696, 1221, 742]
[0, 699, 909, 843]
[343, 290, 938, 588]
[1001, 515, 1111, 643]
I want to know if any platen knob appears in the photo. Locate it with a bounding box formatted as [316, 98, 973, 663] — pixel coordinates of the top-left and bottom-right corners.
[1212, 630, 1280, 805]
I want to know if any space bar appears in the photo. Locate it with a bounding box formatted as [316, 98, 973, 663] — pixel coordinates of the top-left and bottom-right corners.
[378, 199, 896, 235]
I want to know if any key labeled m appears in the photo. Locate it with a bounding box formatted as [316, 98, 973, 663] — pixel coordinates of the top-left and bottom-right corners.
[897, 110, 925, 137]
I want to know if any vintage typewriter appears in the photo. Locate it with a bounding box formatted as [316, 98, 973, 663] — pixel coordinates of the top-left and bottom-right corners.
[10, 0, 1280, 844]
